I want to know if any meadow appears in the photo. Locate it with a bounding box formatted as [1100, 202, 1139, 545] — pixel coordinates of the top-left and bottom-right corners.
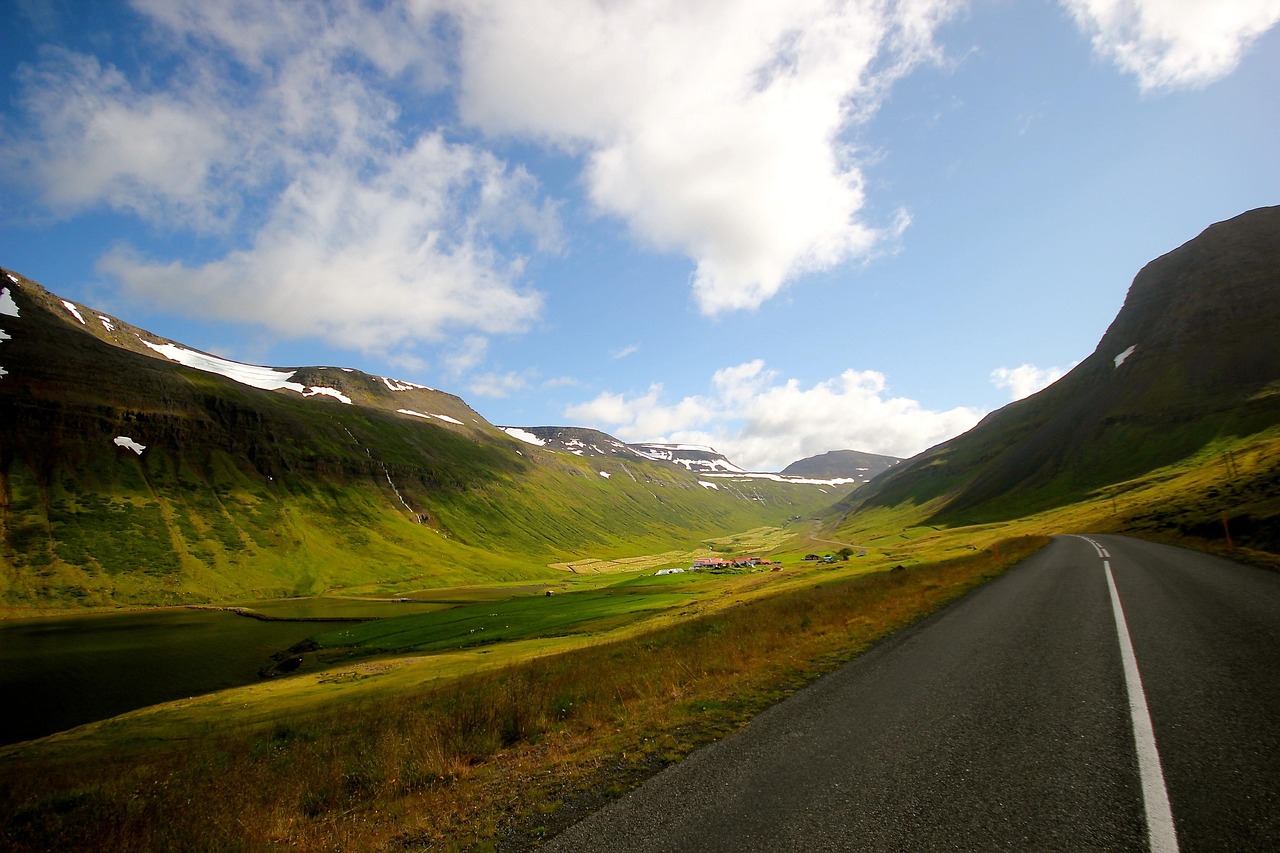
[0, 522, 1047, 851]
[2, 429, 1275, 850]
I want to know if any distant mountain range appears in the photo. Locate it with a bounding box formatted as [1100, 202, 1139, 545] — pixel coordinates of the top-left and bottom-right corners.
[838, 205, 1280, 548]
[5, 206, 1276, 608]
[497, 426, 898, 482]
[0, 271, 857, 609]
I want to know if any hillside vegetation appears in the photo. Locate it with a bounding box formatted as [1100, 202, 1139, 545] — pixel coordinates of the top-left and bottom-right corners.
[0, 270, 851, 610]
[838, 206, 1280, 546]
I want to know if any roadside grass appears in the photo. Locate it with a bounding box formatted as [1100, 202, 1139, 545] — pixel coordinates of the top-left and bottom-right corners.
[0, 535, 1047, 851]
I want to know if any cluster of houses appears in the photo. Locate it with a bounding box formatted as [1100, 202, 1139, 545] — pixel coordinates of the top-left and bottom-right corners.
[693, 556, 779, 569]
[654, 557, 782, 576]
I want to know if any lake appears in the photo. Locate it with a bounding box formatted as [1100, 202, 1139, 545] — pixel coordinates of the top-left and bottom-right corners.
[0, 598, 449, 746]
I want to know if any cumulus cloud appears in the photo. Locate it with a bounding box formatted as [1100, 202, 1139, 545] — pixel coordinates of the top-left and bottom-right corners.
[5, 0, 555, 361]
[449, 0, 959, 314]
[990, 362, 1076, 401]
[97, 133, 547, 353]
[1062, 0, 1280, 91]
[565, 359, 984, 471]
[468, 370, 533, 399]
[6, 48, 236, 229]
[0, 0, 979, 355]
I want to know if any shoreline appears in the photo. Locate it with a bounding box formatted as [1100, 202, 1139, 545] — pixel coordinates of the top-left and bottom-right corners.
[185, 604, 373, 624]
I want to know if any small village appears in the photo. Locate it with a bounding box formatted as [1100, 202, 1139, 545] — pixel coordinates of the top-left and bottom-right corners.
[655, 556, 783, 576]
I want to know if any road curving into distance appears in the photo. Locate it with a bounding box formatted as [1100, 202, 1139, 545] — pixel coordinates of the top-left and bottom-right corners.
[547, 535, 1280, 852]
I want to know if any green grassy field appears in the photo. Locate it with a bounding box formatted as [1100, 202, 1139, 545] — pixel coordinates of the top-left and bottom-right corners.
[313, 586, 697, 655]
[0, 535, 1045, 851]
[2, 427, 1277, 851]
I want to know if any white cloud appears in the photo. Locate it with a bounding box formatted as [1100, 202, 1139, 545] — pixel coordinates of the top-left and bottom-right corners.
[6, 48, 236, 229]
[445, 335, 491, 377]
[6, 0, 555, 361]
[468, 371, 533, 399]
[1062, 0, 1280, 91]
[0, 0, 968, 349]
[611, 344, 639, 360]
[449, 0, 960, 314]
[565, 360, 983, 471]
[990, 362, 1076, 401]
[98, 132, 546, 353]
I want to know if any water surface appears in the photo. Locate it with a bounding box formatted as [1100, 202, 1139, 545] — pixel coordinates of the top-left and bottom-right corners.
[1, 602, 422, 746]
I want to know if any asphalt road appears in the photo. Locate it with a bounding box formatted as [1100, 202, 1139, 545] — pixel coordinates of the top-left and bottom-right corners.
[547, 535, 1280, 852]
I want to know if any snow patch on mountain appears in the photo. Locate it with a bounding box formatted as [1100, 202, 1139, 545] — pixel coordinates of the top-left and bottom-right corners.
[383, 376, 434, 392]
[398, 409, 464, 425]
[114, 436, 146, 455]
[503, 427, 546, 446]
[61, 300, 85, 324]
[1114, 344, 1137, 368]
[98, 315, 115, 332]
[698, 481, 719, 490]
[1, 288, 15, 380]
[629, 443, 746, 473]
[141, 340, 355, 404]
[143, 340, 306, 392]
[303, 386, 352, 404]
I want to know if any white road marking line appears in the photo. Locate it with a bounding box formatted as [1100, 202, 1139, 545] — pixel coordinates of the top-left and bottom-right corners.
[1104, 560, 1180, 853]
[1080, 532, 1111, 558]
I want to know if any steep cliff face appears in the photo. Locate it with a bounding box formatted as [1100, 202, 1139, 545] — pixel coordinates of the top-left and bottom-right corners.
[846, 206, 1280, 524]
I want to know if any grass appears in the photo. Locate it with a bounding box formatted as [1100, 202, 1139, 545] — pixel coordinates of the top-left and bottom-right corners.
[1, 432, 852, 611]
[311, 587, 696, 655]
[0, 536, 1045, 851]
[4, 424, 1277, 850]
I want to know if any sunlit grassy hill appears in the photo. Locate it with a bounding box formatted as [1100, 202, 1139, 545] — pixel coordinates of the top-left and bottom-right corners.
[831, 206, 1280, 551]
[0, 270, 851, 610]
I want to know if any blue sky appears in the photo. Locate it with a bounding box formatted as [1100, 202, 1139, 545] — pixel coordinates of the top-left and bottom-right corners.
[3, 0, 1278, 471]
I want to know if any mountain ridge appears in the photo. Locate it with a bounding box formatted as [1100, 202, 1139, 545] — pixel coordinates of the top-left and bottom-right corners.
[781, 449, 901, 482]
[0, 270, 856, 609]
[839, 205, 1280, 533]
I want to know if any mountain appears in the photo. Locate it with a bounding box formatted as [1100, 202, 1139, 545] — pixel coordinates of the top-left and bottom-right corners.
[499, 429, 892, 485]
[781, 450, 900, 482]
[498, 431, 747, 475]
[0, 270, 854, 610]
[840, 206, 1280, 535]
[626, 443, 745, 474]
[498, 426, 655, 463]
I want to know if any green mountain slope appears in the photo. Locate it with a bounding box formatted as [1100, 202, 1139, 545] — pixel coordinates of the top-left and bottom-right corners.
[836, 206, 1280, 532]
[0, 271, 851, 609]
